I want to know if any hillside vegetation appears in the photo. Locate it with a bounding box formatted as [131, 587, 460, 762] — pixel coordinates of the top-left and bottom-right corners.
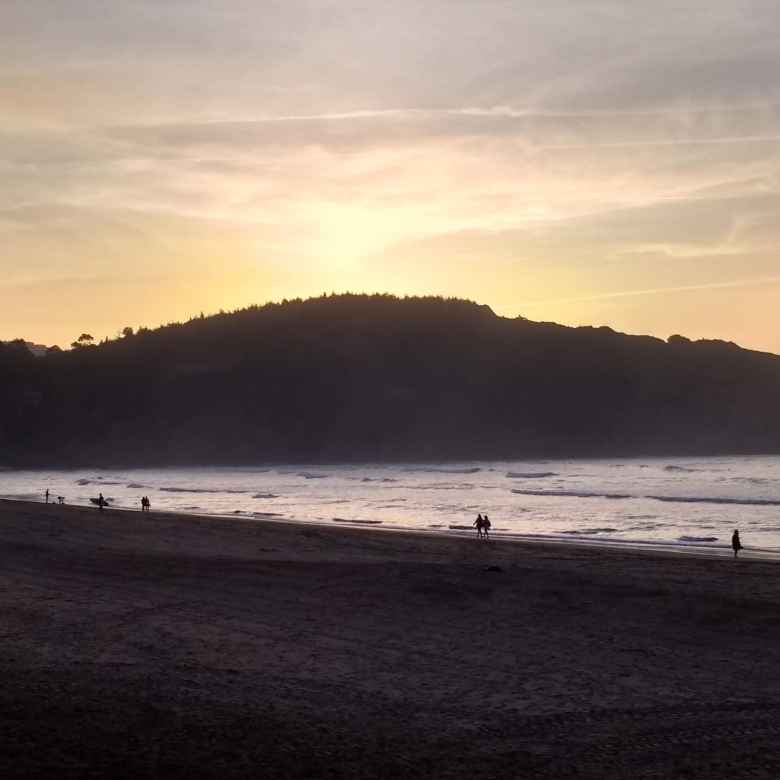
[2, 294, 779, 466]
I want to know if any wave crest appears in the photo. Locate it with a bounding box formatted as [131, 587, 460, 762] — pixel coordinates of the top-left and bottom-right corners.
[512, 489, 631, 499]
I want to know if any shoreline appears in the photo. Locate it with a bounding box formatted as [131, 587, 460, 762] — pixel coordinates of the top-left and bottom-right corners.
[2, 498, 780, 777]
[3, 496, 776, 563]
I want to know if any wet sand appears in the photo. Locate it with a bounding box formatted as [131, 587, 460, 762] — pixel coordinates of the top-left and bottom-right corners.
[2, 499, 780, 778]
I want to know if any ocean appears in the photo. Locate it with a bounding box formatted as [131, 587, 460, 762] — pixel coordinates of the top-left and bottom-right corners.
[3, 456, 780, 554]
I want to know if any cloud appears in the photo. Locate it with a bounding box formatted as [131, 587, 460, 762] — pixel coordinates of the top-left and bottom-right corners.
[519, 275, 780, 308]
[4, 1, 780, 350]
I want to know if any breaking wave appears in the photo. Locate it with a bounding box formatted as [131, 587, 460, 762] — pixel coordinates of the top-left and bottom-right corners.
[412, 483, 476, 491]
[678, 535, 718, 543]
[332, 518, 382, 525]
[512, 489, 780, 507]
[648, 495, 780, 507]
[512, 489, 631, 500]
[561, 528, 618, 535]
[159, 487, 250, 494]
[506, 471, 557, 479]
[405, 467, 481, 475]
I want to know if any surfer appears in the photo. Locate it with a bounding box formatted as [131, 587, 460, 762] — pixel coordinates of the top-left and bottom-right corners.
[732, 529, 742, 559]
[98, 493, 106, 512]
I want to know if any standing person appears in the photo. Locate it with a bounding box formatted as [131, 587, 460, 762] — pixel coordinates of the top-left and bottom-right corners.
[145, 496, 151, 512]
[140, 497, 145, 512]
[732, 529, 742, 559]
[98, 493, 106, 512]
[483, 514, 491, 540]
[473, 513, 484, 539]
[45, 489, 49, 504]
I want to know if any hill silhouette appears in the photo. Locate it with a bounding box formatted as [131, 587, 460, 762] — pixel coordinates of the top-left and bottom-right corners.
[3, 293, 780, 466]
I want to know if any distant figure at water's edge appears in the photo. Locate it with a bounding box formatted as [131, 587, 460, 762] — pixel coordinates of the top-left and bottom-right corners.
[732, 529, 742, 559]
[483, 514, 491, 540]
[473, 514, 484, 538]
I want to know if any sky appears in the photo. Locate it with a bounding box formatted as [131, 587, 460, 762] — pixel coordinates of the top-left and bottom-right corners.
[3, 1, 780, 352]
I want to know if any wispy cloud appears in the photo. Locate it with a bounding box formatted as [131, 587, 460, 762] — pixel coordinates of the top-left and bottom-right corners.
[539, 135, 780, 150]
[5, 1, 780, 350]
[105, 101, 780, 127]
[521, 276, 780, 308]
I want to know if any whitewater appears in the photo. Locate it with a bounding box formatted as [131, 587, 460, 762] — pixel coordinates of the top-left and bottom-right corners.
[3, 456, 780, 555]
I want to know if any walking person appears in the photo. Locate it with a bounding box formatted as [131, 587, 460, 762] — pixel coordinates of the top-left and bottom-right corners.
[732, 529, 742, 559]
[45, 489, 49, 504]
[473, 513, 484, 539]
[483, 514, 491, 540]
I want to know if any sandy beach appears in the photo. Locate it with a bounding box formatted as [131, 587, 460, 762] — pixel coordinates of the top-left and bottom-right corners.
[2, 499, 780, 778]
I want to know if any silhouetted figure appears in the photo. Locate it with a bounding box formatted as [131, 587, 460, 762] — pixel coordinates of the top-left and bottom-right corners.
[141, 496, 151, 512]
[473, 513, 484, 538]
[732, 529, 742, 559]
[98, 493, 106, 512]
[57, 496, 65, 505]
[45, 489, 49, 504]
[483, 514, 491, 540]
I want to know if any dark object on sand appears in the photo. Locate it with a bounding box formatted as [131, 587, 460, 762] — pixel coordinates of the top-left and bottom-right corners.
[484, 565, 503, 573]
[732, 529, 742, 558]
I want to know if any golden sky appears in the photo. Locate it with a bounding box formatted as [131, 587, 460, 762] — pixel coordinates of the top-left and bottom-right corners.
[3, 2, 780, 351]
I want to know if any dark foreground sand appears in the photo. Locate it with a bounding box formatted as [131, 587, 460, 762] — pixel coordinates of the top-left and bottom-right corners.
[2, 500, 780, 778]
